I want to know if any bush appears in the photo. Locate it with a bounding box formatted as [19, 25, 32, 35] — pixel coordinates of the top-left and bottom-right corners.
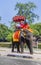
[38, 44, 41, 49]
[0, 43, 12, 48]
[0, 42, 41, 49]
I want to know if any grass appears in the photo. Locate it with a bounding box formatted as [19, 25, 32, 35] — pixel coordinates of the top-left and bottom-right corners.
[38, 44, 41, 49]
[0, 42, 12, 48]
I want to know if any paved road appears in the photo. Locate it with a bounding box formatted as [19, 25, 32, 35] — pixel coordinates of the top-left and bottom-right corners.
[0, 47, 41, 60]
[0, 56, 41, 65]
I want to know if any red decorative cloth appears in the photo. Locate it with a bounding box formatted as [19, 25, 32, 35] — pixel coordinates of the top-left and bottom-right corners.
[20, 23, 30, 29]
[12, 16, 25, 22]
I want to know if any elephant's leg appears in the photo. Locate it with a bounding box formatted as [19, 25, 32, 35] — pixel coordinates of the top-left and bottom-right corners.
[12, 42, 15, 52]
[26, 39, 33, 54]
[20, 42, 24, 53]
[16, 42, 20, 53]
[12, 38, 14, 52]
[20, 36, 25, 53]
[26, 32, 33, 54]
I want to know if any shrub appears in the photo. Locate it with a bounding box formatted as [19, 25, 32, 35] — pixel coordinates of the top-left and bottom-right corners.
[0, 43, 12, 48]
[38, 44, 41, 49]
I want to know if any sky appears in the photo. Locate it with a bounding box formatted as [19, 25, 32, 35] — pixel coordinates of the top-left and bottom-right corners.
[0, 0, 41, 27]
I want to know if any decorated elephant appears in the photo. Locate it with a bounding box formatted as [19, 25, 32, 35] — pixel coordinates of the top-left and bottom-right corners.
[12, 15, 33, 54]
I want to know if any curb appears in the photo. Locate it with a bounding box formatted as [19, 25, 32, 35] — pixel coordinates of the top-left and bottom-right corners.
[7, 54, 33, 59]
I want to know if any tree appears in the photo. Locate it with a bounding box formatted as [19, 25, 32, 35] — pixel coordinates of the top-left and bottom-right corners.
[15, 2, 39, 24]
[6, 32, 13, 41]
[30, 23, 41, 36]
[34, 23, 41, 35]
[0, 24, 12, 41]
[10, 21, 16, 32]
[0, 24, 8, 39]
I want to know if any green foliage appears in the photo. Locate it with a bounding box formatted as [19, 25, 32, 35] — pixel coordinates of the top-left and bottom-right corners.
[0, 24, 12, 41]
[10, 21, 16, 32]
[0, 22, 41, 42]
[33, 30, 39, 36]
[15, 2, 39, 24]
[0, 43, 11, 48]
[34, 23, 41, 35]
[30, 23, 41, 36]
[0, 42, 41, 49]
[38, 44, 41, 49]
[0, 24, 8, 39]
[6, 32, 13, 41]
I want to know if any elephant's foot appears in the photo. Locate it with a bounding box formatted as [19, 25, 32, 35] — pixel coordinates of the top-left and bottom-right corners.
[12, 49, 14, 52]
[30, 51, 33, 55]
[17, 50, 20, 53]
[20, 50, 24, 53]
[21, 52, 23, 54]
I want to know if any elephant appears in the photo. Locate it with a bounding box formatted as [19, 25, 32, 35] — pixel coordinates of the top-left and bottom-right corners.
[11, 29, 33, 54]
[20, 29, 33, 54]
